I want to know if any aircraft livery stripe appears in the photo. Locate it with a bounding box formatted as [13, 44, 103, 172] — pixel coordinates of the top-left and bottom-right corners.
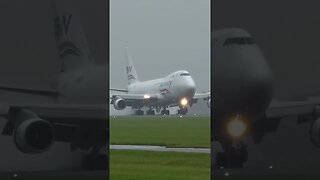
[128, 75, 135, 80]
[58, 41, 82, 58]
[59, 48, 81, 58]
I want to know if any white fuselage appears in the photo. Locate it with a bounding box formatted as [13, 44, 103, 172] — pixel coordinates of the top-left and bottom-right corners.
[127, 70, 196, 106]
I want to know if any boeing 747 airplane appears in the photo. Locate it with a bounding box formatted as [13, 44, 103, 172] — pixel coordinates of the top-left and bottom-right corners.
[212, 28, 320, 168]
[110, 48, 210, 115]
[0, 0, 107, 169]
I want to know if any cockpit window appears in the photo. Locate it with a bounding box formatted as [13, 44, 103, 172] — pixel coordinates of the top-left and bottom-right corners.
[223, 37, 255, 46]
[180, 73, 190, 76]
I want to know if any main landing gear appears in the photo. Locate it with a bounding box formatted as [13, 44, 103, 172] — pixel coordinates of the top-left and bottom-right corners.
[161, 107, 170, 115]
[147, 108, 155, 115]
[136, 107, 156, 115]
[84, 145, 108, 170]
[134, 106, 170, 115]
[81, 129, 108, 170]
[135, 109, 144, 115]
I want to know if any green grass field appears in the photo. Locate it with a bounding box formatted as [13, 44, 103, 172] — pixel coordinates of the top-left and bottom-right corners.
[110, 116, 210, 148]
[110, 116, 210, 180]
[110, 150, 210, 180]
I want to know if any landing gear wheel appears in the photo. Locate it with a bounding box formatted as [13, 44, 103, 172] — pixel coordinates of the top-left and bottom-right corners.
[215, 142, 248, 168]
[147, 109, 155, 115]
[83, 146, 108, 170]
[161, 109, 170, 115]
[135, 110, 144, 115]
[178, 108, 188, 115]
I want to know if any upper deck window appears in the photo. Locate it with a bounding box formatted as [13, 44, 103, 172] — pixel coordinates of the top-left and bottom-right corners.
[223, 37, 255, 46]
[180, 73, 190, 76]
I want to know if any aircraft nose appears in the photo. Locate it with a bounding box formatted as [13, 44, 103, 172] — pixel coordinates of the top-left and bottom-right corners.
[185, 79, 196, 97]
[213, 43, 273, 122]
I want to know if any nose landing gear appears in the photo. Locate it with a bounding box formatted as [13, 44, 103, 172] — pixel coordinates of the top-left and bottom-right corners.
[178, 107, 188, 115]
[213, 141, 248, 168]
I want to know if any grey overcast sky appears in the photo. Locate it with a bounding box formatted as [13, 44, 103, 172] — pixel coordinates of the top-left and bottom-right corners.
[110, 0, 210, 92]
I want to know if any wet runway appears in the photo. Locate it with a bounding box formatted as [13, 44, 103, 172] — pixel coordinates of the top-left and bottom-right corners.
[110, 145, 210, 154]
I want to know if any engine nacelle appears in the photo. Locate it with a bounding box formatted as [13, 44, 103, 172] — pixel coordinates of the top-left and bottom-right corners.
[113, 96, 126, 110]
[13, 118, 54, 154]
[310, 118, 320, 148]
[8, 108, 55, 154]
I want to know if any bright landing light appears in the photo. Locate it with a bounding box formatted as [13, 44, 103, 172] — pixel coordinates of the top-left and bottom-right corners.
[144, 94, 151, 99]
[227, 115, 247, 138]
[180, 98, 188, 106]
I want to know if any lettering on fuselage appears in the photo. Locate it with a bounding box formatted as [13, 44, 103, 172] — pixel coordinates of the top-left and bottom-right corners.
[128, 74, 135, 80]
[54, 14, 82, 72]
[126, 66, 133, 74]
[127, 66, 136, 81]
[159, 89, 170, 95]
[158, 80, 173, 88]
[54, 14, 73, 38]
[158, 80, 173, 95]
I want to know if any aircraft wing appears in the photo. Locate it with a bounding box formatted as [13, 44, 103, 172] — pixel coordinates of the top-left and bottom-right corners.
[111, 94, 157, 100]
[110, 93, 158, 107]
[0, 103, 107, 121]
[110, 88, 128, 93]
[251, 99, 320, 145]
[0, 85, 59, 97]
[266, 100, 317, 118]
[193, 92, 211, 100]
[0, 103, 107, 152]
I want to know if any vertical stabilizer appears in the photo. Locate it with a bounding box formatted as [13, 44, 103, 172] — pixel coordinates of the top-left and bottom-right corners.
[52, 0, 95, 72]
[125, 47, 139, 85]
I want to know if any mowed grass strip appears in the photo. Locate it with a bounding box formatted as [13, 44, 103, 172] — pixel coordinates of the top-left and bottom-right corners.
[110, 150, 210, 180]
[110, 116, 210, 148]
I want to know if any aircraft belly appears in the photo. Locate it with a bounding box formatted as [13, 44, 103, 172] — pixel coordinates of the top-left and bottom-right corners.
[156, 93, 176, 106]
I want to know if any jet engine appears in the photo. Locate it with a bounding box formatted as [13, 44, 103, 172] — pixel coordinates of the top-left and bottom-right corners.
[9, 108, 55, 154]
[113, 96, 126, 110]
[310, 118, 320, 147]
[14, 118, 54, 154]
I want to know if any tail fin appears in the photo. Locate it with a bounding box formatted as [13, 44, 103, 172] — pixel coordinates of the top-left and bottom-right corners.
[125, 47, 139, 85]
[52, 0, 94, 72]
